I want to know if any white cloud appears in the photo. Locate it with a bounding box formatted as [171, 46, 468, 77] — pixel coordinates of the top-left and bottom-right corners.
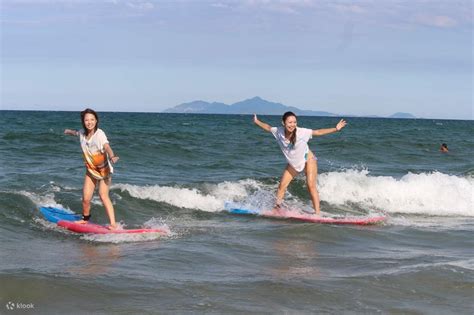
[331, 3, 366, 14]
[241, 0, 316, 14]
[415, 15, 458, 28]
[2, 0, 154, 9]
[211, 2, 232, 9]
[126, 1, 154, 10]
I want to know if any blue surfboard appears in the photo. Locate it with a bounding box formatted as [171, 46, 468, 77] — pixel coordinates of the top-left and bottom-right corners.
[39, 206, 81, 224]
[227, 207, 260, 215]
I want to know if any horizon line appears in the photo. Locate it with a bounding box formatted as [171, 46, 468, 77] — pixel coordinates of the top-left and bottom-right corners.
[1, 109, 472, 121]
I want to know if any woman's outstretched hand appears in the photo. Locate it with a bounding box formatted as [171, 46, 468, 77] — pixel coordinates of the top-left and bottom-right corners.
[336, 119, 347, 131]
[110, 156, 120, 164]
[253, 114, 272, 132]
[64, 129, 77, 136]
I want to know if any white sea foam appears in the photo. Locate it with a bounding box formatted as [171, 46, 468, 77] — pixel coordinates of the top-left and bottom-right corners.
[15, 168, 474, 219]
[143, 217, 173, 230]
[114, 179, 262, 213]
[17, 190, 68, 210]
[81, 232, 165, 243]
[78, 220, 170, 243]
[33, 217, 74, 235]
[319, 170, 474, 217]
[114, 171, 473, 217]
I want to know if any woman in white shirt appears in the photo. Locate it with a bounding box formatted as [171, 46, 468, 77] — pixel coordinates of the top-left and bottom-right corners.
[254, 111, 346, 215]
[64, 108, 120, 229]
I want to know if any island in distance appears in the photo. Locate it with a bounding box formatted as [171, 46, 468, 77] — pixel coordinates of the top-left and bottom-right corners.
[163, 96, 416, 119]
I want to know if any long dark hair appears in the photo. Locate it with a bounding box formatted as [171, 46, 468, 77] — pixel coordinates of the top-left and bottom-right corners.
[80, 108, 99, 136]
[282, 111, 297, 146]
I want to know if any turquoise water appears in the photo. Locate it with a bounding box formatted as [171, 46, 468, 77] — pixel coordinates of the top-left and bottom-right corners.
[1, 111, 473, 313]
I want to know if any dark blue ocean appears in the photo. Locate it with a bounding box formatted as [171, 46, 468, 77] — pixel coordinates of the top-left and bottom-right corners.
[1, 111, 473, 314]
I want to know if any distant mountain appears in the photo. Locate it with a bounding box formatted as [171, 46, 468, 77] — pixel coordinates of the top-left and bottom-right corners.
[164, 96, 336, 116]
[389, 112, 417, 119]
[163, 100, 229, 114]
[164, 97, 417, 119]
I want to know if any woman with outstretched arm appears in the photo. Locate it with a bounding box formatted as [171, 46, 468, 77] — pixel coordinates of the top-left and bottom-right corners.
[254, 112, 347, 215]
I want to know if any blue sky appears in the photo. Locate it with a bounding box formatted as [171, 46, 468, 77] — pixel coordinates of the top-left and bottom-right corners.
[1, 0, 472, 119]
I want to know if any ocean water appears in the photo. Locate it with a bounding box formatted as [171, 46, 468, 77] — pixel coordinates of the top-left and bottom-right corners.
[0, 111, 473, 314]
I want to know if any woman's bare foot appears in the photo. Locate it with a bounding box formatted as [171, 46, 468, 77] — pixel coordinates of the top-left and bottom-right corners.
[76, 214, 91, 224]
[301, 208, 316, 215]
[273, 203, 283, 214]
[108, 223, 118, 230]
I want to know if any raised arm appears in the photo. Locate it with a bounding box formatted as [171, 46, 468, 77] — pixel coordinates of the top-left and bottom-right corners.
[253, 114, 272, 132]
[312, 119, 347, 137]
[64, 129, 79, 136]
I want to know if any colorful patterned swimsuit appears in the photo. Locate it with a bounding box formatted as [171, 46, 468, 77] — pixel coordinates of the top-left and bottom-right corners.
[79, 129, 113, 180]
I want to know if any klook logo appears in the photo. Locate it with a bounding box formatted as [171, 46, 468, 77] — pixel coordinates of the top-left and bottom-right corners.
[6, 302, 15, 310]
[5, 301, 34, 311]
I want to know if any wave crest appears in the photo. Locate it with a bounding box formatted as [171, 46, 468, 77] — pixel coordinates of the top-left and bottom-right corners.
[319, 170, 473, 216]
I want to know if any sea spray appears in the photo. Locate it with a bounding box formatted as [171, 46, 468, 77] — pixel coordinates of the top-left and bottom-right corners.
[319, 170, 474, 216]
[114, 179, 262, 212]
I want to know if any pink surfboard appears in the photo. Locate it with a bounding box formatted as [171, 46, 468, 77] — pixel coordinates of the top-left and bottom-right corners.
[40, 206, 169, 235]
[225, 204, 386, 225]
[57, 220, 169, 235]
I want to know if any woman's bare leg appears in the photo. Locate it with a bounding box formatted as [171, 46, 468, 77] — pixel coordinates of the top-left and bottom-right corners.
[98, 177, 117, 229]
[305, 152, 320, 215]
[77, 174, 97, 224]
[276, 164, 298, 209]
